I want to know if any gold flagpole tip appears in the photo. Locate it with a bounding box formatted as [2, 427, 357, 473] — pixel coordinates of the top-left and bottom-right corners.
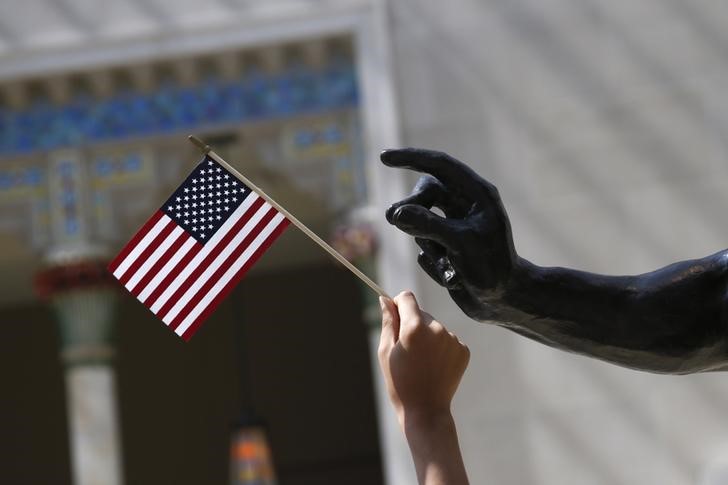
[188, 135, 212, 154]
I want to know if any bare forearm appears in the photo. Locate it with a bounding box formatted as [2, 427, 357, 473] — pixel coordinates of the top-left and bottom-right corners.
[402, 412, 469, 485]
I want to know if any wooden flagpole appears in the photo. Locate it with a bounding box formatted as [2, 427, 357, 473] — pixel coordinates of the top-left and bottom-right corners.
[188, 135, 390, 299]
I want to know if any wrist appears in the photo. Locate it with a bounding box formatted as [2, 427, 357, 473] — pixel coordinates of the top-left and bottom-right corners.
[510, 256, 539, 286]
[501, 256, 541, 305]
[399, 407, 455, 437]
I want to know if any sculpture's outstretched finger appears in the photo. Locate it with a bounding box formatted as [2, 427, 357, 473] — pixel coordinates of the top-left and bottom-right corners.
[380, 148, 498, 201]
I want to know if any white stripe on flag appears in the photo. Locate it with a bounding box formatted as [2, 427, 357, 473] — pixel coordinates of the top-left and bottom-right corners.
[125, 226, 184, 292]
[161, 202, 273, 325]
[175, 213, 286, 336]
[150, 193, 260, 314]
[112, 215, 172, 279]
[138, 237, 197, 303]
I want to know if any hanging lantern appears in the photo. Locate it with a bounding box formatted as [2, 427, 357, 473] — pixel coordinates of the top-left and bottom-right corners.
[230, 418, 278, 485]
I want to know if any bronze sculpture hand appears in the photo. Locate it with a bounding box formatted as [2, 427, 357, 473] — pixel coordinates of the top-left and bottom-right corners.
[382, 148, 728, 374]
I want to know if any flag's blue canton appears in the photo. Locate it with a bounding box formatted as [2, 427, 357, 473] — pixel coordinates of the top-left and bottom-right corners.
[161, 156, 251, 244]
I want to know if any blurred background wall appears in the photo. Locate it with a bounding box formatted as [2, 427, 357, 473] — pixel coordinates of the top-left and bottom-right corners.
[3, 0, 728, 484]
[387, 1, 728, 484]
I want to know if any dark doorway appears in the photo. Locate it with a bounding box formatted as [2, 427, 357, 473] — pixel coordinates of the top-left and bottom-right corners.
[0, 263, 383, 485]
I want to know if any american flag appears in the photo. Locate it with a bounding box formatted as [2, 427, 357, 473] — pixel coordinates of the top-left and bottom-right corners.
[108, 155, 290, 340]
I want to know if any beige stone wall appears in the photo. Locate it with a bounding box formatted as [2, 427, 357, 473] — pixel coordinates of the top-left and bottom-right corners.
[387, 0, 728, 483]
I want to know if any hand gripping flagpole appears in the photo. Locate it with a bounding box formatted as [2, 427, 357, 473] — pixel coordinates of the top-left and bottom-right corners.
[188, 135, 390, 299]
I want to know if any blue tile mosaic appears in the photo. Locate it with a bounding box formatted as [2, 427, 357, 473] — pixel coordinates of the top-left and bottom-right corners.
[0, 62, 358, 156]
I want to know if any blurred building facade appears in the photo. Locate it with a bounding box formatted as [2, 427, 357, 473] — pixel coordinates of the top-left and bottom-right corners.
[4, 0, 728, 484]
[0, 1, 402, 484]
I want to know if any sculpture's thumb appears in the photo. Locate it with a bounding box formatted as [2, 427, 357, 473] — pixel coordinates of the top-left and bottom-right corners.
[391, 205, 460, 252]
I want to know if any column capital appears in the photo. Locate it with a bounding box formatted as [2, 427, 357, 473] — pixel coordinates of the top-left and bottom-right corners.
[35, 259, 115, 299]
[35, 259, 119, 366]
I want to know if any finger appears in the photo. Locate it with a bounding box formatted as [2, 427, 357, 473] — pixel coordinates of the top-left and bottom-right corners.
[381, 148, 498, 201]
[387, 175, 473, 223]
[385, 175, 441, 224]
[393, 290, 423, 330]
[391, 205, 463, 251]
[415, 236, 467, 290]
[416, 237, 446, 258]
[441, 263, 461, 289]
[420, 311, 436, 326]
[417, 251, 446, 287]
[417, 248, 462, 290]
[379, 296, 400, 345]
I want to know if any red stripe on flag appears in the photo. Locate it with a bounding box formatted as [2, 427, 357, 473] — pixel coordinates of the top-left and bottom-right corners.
[108, 211, 165, 273]
[130, 231, 192, 298]
[156, 197, 267, 320]
[180, 218, 290, 341]
[118, 219, 176, 286]
[167, 206, 278, 330]
[143, 242, 203, 308]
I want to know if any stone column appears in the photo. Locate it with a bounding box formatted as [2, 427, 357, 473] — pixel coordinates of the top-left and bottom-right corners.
[330, 219, 415, 484]
[36, 261, 123, 485]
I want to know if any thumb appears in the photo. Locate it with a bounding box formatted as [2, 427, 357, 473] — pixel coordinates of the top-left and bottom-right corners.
[390, 205, 462, 253]
[379, 296, 400, 345]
